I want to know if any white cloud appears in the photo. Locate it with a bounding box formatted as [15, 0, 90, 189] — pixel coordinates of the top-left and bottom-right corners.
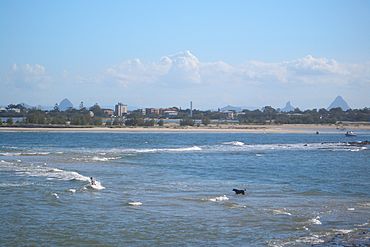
[3, 53, 369, 109]
[102, 51, 369, 88]
[5, 63, 49, 88]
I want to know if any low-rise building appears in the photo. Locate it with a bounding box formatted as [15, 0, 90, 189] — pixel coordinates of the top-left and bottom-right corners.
[102, 109, 114, 116]
[145, 108, 160, 115]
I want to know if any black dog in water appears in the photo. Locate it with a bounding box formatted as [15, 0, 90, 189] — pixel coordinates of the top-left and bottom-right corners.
[233, 189, 246, 195]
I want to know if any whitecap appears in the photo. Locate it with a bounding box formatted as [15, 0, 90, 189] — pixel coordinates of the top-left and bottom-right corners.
[223, 141, 245, 146]
[134, 146, 202, 153]
[86, 181, 105, 190]
[272, 209, 292, 216]
[335, 229, 353, 234]
[128, 201, 142, 206]
[92, 156, 109, 162]
[209, 195, 229, 202]
[52, 193, 59, 199]
[347, 207, 355, 211]
[295, 235, 324, 244]
[308, 216, 322, 225]
[67, 189, 76, 193]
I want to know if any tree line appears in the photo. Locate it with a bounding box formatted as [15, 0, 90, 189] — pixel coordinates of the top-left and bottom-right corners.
[1, 103, 369, 126]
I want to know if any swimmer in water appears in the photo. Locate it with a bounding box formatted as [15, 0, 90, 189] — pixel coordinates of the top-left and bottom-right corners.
[90, 177, 96, 185]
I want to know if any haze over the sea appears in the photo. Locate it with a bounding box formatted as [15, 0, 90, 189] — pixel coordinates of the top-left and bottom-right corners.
[1, 0, 369, 109]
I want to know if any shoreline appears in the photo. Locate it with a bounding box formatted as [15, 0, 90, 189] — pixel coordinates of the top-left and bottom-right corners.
[1, 124, 369, 134]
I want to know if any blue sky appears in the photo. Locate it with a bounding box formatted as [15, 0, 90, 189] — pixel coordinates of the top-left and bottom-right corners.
[1, 0, 370, 109]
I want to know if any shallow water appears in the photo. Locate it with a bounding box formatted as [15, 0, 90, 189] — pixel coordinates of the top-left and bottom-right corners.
[0, 132, 369, 246]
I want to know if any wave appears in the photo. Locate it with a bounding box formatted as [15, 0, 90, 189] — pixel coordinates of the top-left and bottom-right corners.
[91, 156, 120, 162]
[272, 208, 292, 216]
[205, 142, 367, 153]
[308, 216, 322, 225]
[72, 156, 121, 162]
[0, 152, 50, 156]
[209, 195, 229, 202]
[0, 160, 90, 182]
[222, 141, 245, 146]
[0, 182, 33, 188]
[125, 146, 202, 153]
[128, 201, 142, 206]
[85, 181, 105, 190]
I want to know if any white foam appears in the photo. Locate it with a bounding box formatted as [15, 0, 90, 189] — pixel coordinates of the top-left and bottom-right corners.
[52, 193, 59, 199]
[209, 195, 229, 202]
[8, 163, 90, 182]
[272, 209, 292, 216]
[128, 201, 142, 206]
[335, 229, 353, 234]
[141, 146, 202, 153]
[347, 207, 355, 211]
[223, 141, 245, 146]
[0, 182, 32, 188]
[86, 181, 105, 190]
[0, 152, 50, 156]
[92, 156, 109, 161]
[309, 216, 322, 225]
[295, 235, 324, 244]
[67, 189, 76, 193]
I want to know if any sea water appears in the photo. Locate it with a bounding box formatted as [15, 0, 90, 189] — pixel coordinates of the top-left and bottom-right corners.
[0, 131, 369, 246]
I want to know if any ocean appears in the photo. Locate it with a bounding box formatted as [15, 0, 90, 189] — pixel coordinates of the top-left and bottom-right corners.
[0, 131, 369, 246]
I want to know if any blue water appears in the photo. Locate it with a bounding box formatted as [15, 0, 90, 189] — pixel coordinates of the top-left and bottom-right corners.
[0, 131, 369, 246]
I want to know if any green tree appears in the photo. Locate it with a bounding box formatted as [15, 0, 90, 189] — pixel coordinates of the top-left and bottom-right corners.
[158, 119, 164, 126]
[6, 117, 13, 125]
[89, 104, 104, 117]
[180, 118, 194, 126]
[201, 116, 210, 126]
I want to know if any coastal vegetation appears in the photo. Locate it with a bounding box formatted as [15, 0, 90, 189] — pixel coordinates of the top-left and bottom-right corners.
[0, 103, 369, 127]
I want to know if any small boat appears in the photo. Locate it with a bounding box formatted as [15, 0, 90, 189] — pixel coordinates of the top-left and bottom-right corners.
[345, 131, 356, 137]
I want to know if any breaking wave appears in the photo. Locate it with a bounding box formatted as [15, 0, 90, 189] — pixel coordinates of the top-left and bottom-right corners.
[0, 160, 90, 182]
[222, 141, 245, 146]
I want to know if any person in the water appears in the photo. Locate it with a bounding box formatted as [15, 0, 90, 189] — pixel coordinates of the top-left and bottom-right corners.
[90, 177, 96, 185]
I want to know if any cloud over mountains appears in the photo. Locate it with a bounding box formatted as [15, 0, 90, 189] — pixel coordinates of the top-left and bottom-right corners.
[2, 51, 369, 108]
[103, 51, 370, 87]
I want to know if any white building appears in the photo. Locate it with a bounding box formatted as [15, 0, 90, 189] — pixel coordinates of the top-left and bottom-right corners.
[115, 103, 128, 117]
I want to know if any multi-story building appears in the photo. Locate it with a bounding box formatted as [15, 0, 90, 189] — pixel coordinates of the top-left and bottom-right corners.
[115, 103, 128, 117]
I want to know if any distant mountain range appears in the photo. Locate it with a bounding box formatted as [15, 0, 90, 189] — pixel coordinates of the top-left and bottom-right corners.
[220, 105, 242, 112]
[327, 96, 350, 111]
[3, 96, 353, 112]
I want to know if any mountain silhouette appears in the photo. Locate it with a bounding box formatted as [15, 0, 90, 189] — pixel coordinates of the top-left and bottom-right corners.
[59, 98, 74, 111]
[281, 101, 295, 112]
[327, 96, 350, 111]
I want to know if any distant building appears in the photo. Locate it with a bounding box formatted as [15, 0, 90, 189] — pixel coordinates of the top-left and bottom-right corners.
[145, 108, 160, 115]
[161, 108, 178, 117]
[8, 108, 21, 113]
[102, 108, 114, 116]
[115, 103, 128, 117]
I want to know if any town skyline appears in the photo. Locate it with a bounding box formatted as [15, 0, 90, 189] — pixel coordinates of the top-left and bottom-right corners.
[1, 1, 370, 109]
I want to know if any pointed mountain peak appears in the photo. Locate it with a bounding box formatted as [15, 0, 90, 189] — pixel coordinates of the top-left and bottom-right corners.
[59, 98, 74, 111]
[328, 96, 350, 110]
[281, 101, 295, 112]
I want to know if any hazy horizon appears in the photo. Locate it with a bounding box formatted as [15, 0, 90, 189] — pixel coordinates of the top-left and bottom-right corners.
[1, 1, 370, 109]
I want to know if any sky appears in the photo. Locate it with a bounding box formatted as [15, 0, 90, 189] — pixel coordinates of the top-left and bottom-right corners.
[1, 0, 370, 110]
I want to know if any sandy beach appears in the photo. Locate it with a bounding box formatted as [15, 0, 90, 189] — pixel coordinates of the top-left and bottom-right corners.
[1, 124, 369, 133]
